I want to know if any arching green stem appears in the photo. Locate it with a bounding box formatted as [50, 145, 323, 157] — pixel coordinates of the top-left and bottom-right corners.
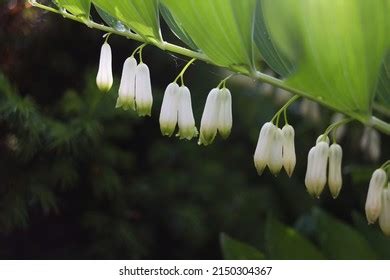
[29, 1, 390, 135]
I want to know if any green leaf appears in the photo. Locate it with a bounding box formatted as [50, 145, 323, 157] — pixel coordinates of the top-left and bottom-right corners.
[254, 0, 295, 77]
[162, 0, 257, 73]
[220, 233, 265, 260]
[265, 217, 324, 260]
[374, 51, 390, 110]
[92, 0, 162, 44]
[55, 0, 91, 17]
[159, 4, 198, 50]
[312, 208, 377, 259]
[352, 212, 390, 259]
[94, 6, 128, 32]
[262, 0, 389, 121]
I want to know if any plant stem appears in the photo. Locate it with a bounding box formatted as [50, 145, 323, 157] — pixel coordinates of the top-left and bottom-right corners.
[30, 1, 390, 135]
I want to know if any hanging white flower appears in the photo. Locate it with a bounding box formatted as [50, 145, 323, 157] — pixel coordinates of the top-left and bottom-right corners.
[135, 63, 153, 117]
[282, 124, 296, 177]
[305, 141, 329, 198]
[254, 122, 275, 175]
[177, 86, 198, 140]
[379, 186, 390, 236]
[116, 57, 137, 110]
[198, 88, 220, 146]
[268, 127, 283, 176]
[159, 82, 180, 137]
[217, 88, 232, 139]
[365, 168, 387, 224]
[96, 42, 113, 93]
[328, 143, 343, 198]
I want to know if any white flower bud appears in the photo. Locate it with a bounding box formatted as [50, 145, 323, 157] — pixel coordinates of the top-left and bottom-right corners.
[300, 99, 320, 123]
[198, 88, 220, 146]
[328, 143, 343, 198]
[159, 82, 180, 137]
[282, 124, 296, 177]
[331, 113, 347, 141]
[360, 127, 381, 162]
[177, 86, 198, 140]
[116, 57, 137, 110]
[365, 168, 387, 224]
[96, 42, 113, 92]
[268, 127, 283, 176]
[135, 63, 153, 117]
[218, 88, 232, 139]
[305, 142, 329, 198]
[254, 122, 275, 175]
[379, 186, 390, 236]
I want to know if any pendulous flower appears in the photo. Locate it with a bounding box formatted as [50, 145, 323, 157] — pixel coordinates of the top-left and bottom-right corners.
[379, 186, 390, 236]
[365, 168, 387, 224]
[96, 42, 113, 92]
[254, 122, 275, 175]
[116, 57, 137, 110]
[159, 82, 180, 136]
[282, 124, 296, 177]
[198, 88, 220, 146]
[217, 88, 232, 139]
[328, 143, 343, 198]
[305, 141, 329, 198]
[177, 86, 198, 140]
[135, 63, 153, 117]
[268, 127, 283, 176]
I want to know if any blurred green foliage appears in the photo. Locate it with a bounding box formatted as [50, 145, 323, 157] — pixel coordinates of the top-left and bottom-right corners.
[0, 0, 389, 259]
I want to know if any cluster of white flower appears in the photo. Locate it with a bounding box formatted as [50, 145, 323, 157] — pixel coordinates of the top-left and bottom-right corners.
[96, 41, 232, 143]
[365, 169, 390, 235]
[96, 42, 153, 117]
[96, 41, 389, 236]
[254, 122, 296, 177]
[304, 135, 343, 198]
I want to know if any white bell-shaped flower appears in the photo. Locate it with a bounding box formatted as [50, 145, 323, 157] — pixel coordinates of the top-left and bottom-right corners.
[365, 168, 387, 224]
[116, 57, 137, 110]
[268, 127, 283, 176]
[305, 141, 329, 198]
[328, 143, 343, 198]
[159, 82, 180, 137]
[217, 88, 232, 139]
[379, 186, 390, 236]
[198, 88, 220, 146]
[177, 86, 198, 140]
[96, 42, 113, 92]
[135, 63, 153, 117]
[254, 122, 275, 175]
[282, 124, 296, 177]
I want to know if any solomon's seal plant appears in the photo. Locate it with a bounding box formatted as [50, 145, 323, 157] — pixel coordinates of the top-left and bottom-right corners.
[29, 0, 390, 235]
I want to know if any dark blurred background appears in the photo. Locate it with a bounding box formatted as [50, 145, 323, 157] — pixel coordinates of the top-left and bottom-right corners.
[0, 0, 389, 259]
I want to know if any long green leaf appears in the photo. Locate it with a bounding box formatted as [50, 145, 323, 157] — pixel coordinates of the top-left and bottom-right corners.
[220, 233, 265, 260]
[374, 52, 390, 110]
[159, 4, 198, 51]
[262, 0, 389, 121]
[55, 0, 91, 17]
[92, 0, 162, 44]
[265, 217, 324, 260]
[254, 0, 295, 77]
[162, 0, 256, 73]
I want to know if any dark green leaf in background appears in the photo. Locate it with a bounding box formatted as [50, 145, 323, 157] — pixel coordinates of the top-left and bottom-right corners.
[265, 216, 324, 259]
[220, 233, 265, 260]
[312, 209, 377, 260]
